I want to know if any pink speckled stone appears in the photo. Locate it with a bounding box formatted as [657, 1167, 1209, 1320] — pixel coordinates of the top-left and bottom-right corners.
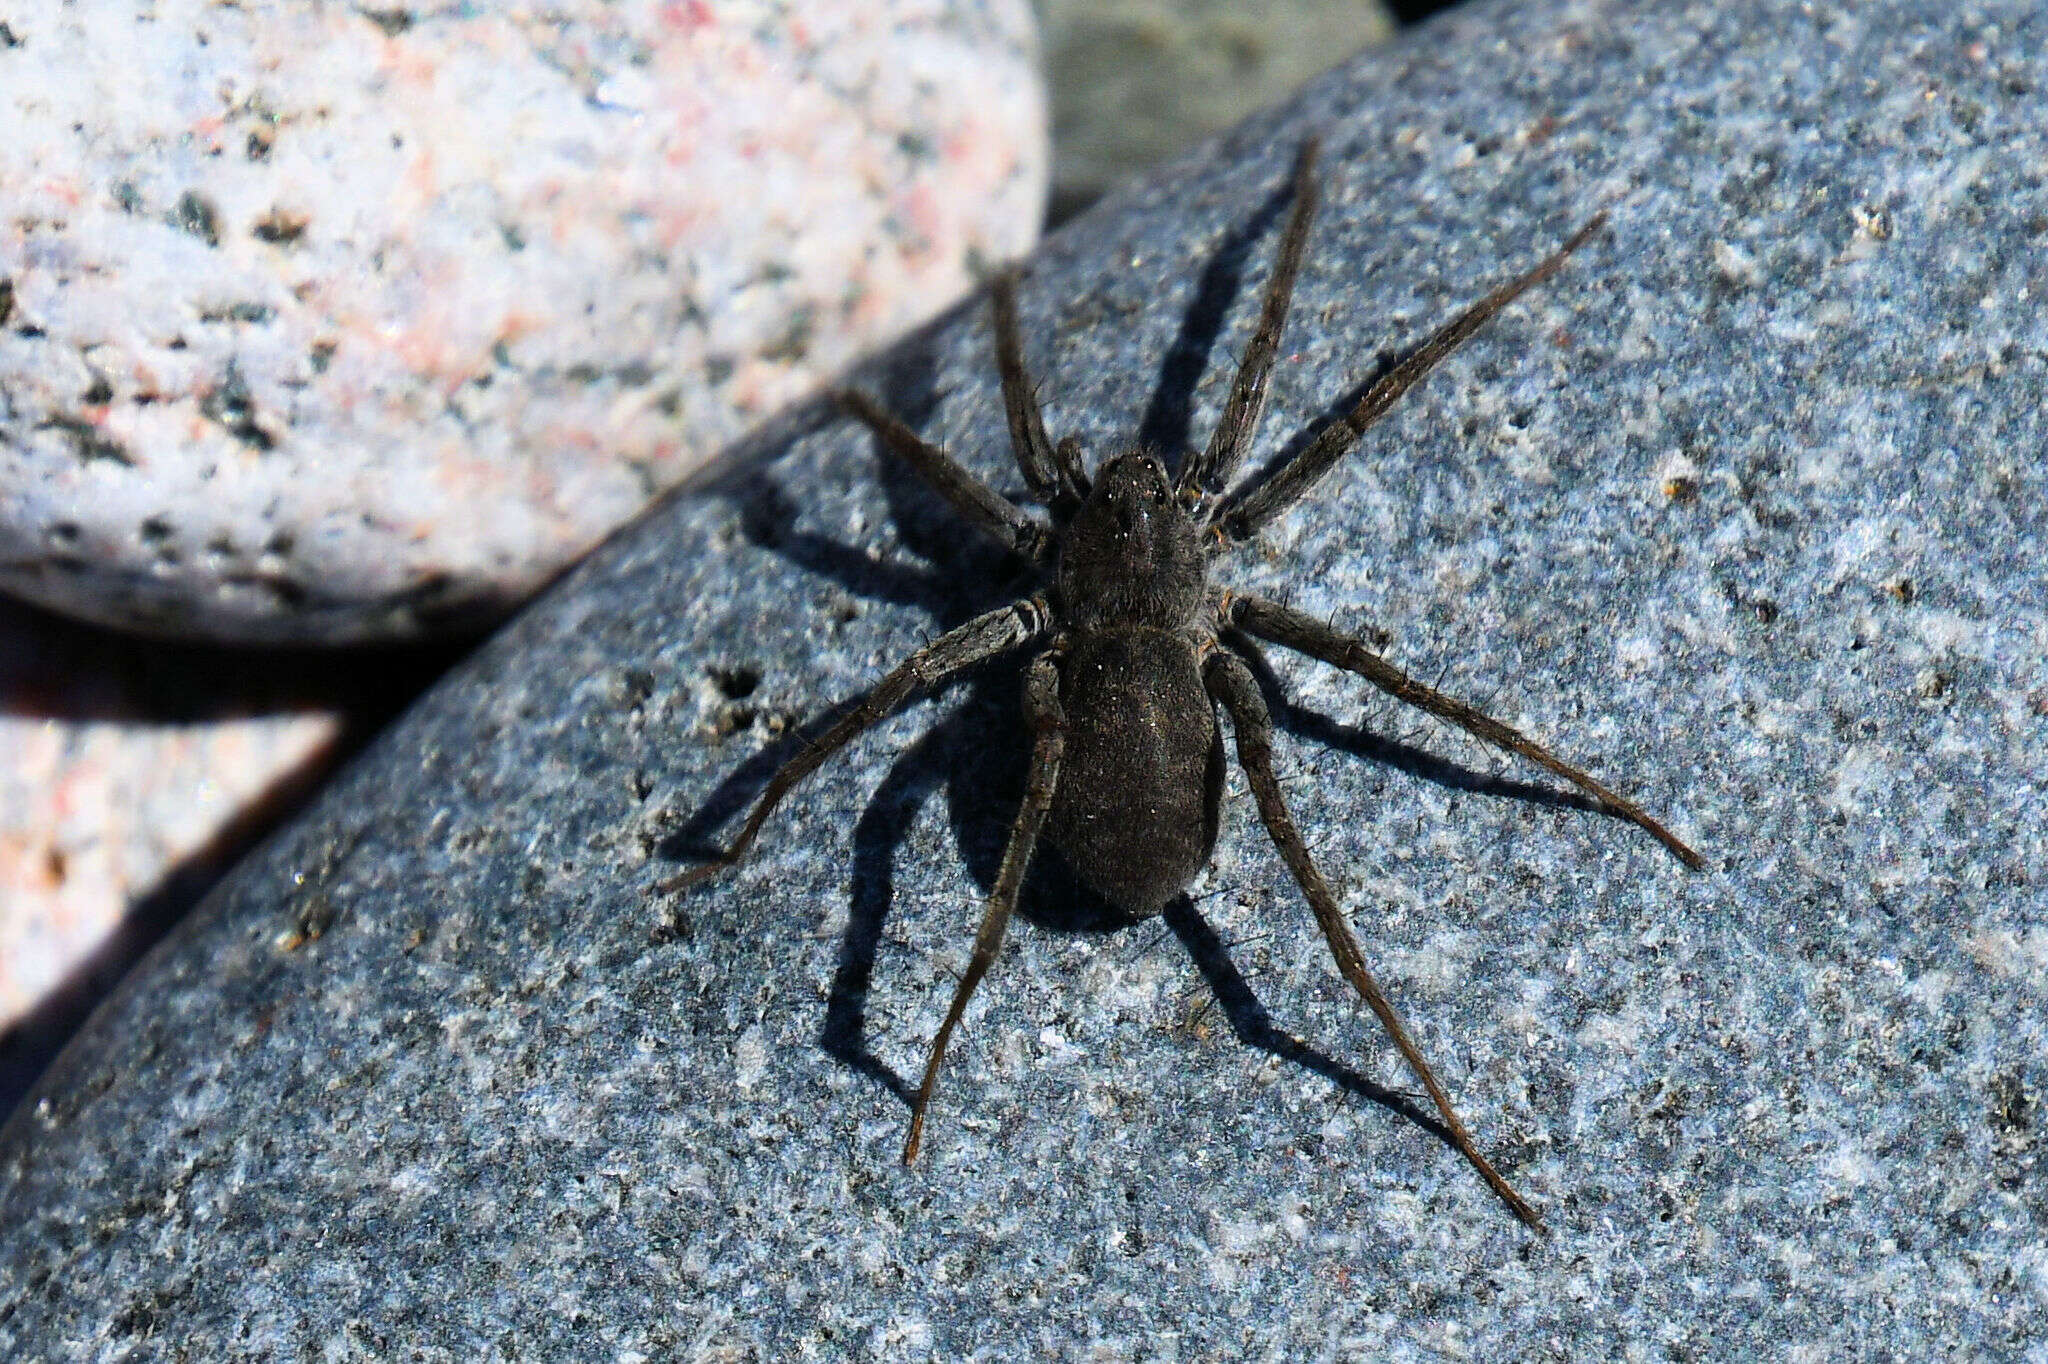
[0, 713, 341, 1025]
[0, 601, 343, 1042]
[0, 0, 1047, 643]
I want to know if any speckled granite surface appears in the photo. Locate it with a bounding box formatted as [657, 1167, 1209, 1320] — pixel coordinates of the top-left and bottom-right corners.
[3, 0, 2045, 1357]
[0, 598, 460, 1123]
[0, 0, 1046, 1125]
[0, 0, 1045, 644]
[0, 599, 342, 1037]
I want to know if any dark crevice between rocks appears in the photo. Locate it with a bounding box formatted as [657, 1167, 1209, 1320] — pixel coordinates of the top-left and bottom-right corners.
[1387, 0, 1468, 23]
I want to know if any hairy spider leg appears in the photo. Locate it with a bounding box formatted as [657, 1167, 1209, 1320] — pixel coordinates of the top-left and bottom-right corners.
[992, 273, 1087, 509]
[1210, 211, 1609, 547]
[1229, 593, 1703, 869]
[837, 389, 1053, 564]
[993, 274, 1090, 503]
[902, 650, 1066, 1164]
[657, 597, 1051, 905]
[1203, 648, 1546, 1230]
[1179, 136, 1322, 503]
[1053, 435, 1090, 501]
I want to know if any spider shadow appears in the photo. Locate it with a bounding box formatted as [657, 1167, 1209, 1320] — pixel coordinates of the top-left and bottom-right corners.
[656, 336, 1037, 863]
[1226, 632, 1615, 824]
[814, 662, 1466, 1158]
[1157, 895, 1449, 1146]
[812, 664, 1455, 1164]
[1138, 156, 1300, 463]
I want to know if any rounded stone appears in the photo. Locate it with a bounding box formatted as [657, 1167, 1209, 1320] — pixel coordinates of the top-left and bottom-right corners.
[0, 595, 458, 1119]
[4, 0, 2045, 1354]
[1038, 0, 1395, 217]
[0, 685, 337, 1041]
[0, 0, 1046, 643]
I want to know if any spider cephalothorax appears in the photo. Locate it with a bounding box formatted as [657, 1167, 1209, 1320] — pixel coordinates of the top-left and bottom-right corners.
[662, 140, 1702, 1231]
[1057, 452, 1208, 631]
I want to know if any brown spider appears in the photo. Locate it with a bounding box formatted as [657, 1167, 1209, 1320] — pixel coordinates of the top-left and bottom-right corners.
[663, 139, 1702, 1230]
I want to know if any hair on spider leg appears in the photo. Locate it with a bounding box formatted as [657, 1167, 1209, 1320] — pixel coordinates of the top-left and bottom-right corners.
[660, 137, 1697, 1232]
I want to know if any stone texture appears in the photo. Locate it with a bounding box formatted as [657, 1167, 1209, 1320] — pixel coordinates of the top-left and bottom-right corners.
[0, 596, 463, 1121]
[0, 685, 335, 1030]
[0, 599, 338, 1026]
[0, 0, 1046, 644]
[4, 0, 2046, 1357]
[1035, 0, 1395, 218]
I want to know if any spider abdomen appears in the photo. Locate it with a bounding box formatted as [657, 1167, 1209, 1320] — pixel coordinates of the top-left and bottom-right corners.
[1045, 628, 1224, 915]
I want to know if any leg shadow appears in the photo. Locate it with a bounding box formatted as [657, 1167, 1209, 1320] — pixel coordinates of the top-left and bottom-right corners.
[1226, 629, 1615, 819]
[1139, 163, 1303, 471]
[819, 705, 984, 1103]
[1160, 895, 1459, 1149]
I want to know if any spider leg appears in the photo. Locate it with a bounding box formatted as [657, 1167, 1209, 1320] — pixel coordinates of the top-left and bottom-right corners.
[1178, 136, 1321, 502]
[837, 388, 1053, 565]
[1203, 647, 1544, 1231]
[1211, 211, 1608, 547]
[1053, 435, 1089, 502]
[1227, 592, 1702, 869]
[903, 649, 1066, 1164]
[656, 595, 1053, 901]
[992, 273, 1087, 508]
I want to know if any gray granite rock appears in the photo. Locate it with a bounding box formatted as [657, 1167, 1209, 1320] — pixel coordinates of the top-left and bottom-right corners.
[4, 0, 2045, 1357]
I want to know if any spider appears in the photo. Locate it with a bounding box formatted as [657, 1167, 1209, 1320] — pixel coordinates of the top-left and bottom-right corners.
[662, 139, 1702, 1230]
